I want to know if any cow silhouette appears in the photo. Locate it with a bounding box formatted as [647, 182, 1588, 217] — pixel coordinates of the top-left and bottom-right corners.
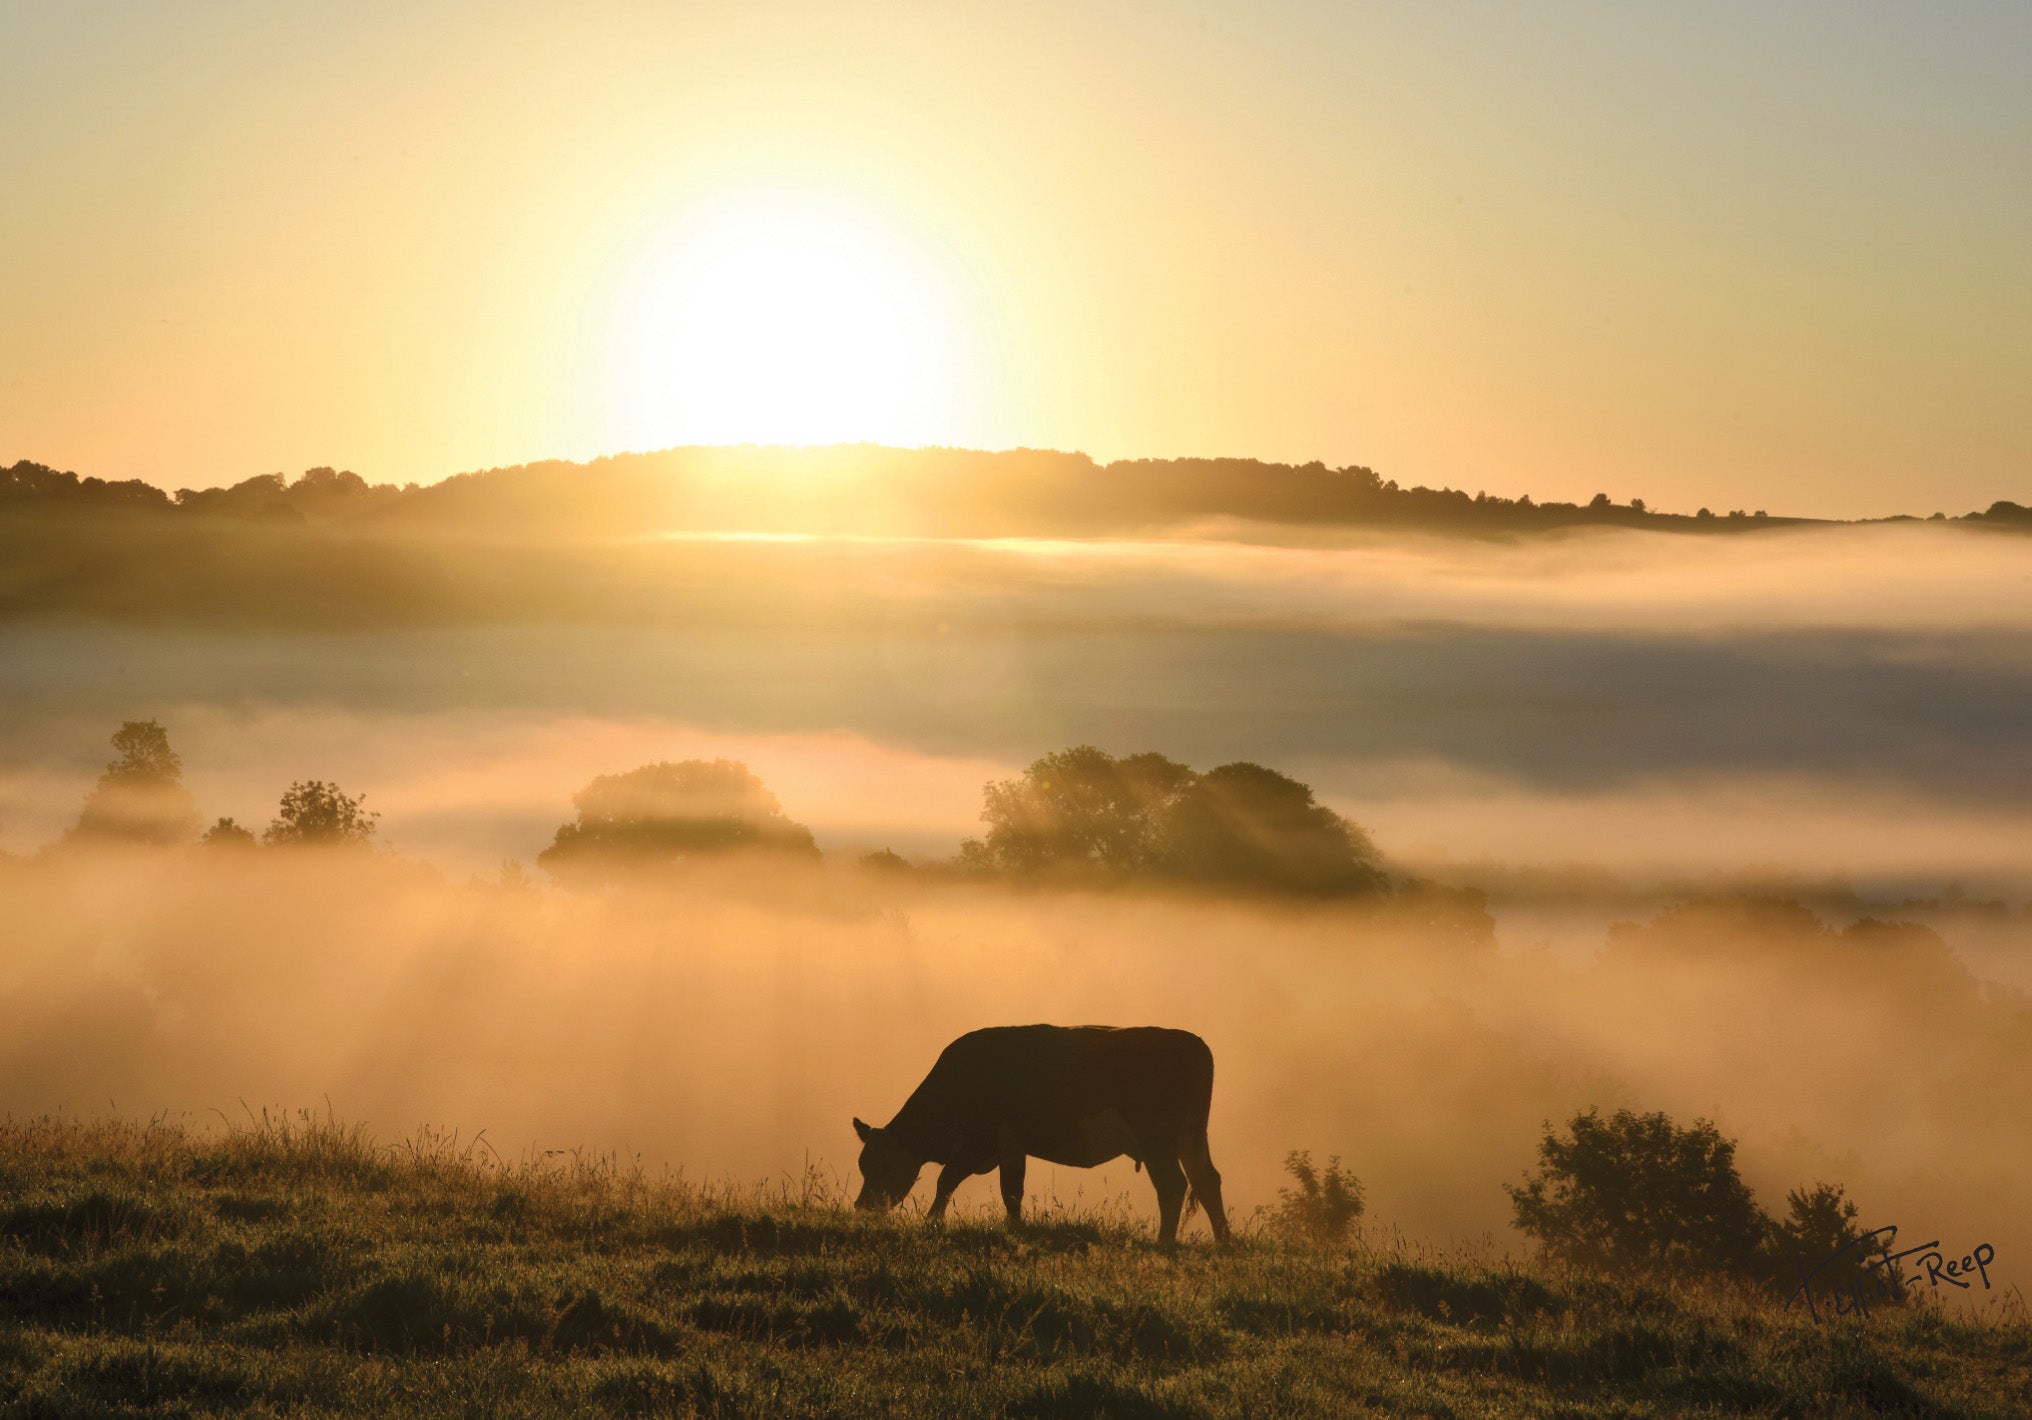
[852, 1024, 1230, 1244]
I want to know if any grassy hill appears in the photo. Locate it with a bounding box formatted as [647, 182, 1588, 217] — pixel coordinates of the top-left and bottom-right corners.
[2, 1115, 2025, 1418]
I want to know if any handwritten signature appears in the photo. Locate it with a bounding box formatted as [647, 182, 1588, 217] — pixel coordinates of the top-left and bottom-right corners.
[1784, 1225, 1997, 1322]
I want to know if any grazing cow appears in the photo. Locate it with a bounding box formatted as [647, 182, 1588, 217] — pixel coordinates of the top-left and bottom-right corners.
[852, 1024, 1230, 1245]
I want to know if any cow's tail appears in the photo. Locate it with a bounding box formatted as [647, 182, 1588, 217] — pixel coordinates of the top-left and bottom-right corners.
[1179, 1124, 1210, 1225]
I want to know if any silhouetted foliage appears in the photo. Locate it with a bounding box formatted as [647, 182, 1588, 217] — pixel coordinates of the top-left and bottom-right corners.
[1, 460, 413, 523]
[1163, 762, 1386, 896]
[976, 747, 1194, 877]
[857, 848, 912, 873]
[1, 459, 171, 510]
[1506, 1108, 1771, 1278]
[200, 816, 258, 849]
[537, 759, 818, 883]
[1263, 1151, 1366, 1246]
[106, 721, 183, 782]
[1769, 1182, 1889, 1298]
[22, 446, 2031, 630]
[966, 747, 1385, 897]
[1971, 499, 2032, 529]
[65, 720, 199, 845]
[4, 447, 1840, 548]
[1508, 1111, 1898, 1297]
[265, 781, 378, 847]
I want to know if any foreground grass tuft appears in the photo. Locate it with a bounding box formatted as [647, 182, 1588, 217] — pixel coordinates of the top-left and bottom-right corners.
[1, 1114, 2025, 1417]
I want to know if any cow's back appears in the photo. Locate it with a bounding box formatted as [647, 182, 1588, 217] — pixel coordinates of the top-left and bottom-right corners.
[917, 1024, 1214, 1132]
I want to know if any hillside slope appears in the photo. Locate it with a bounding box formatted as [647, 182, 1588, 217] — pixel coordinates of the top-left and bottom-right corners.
[2, 1116, 2025, 1418]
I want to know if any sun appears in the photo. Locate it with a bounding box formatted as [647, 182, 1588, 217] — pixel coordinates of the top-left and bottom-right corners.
[603, 191, 968, 450]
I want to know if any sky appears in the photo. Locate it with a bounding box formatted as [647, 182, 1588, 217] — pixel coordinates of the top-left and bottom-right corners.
[3, 0, 2028, 517]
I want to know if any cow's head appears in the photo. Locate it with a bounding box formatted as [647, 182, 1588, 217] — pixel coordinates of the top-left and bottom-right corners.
[852, 1117, 924, 1211]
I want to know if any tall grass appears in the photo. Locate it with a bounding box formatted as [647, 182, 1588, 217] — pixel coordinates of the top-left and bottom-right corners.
[2, 1113, 2025, 1417]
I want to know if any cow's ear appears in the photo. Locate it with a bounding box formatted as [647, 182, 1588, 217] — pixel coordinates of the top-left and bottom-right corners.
[853, 1117, 874, 1144]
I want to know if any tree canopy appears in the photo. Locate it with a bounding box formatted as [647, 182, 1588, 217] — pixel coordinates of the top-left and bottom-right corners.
[537, 759, 819, 883]
[974, 747, 1194, 877]
[264, 781, 379, 848]
[1164, 761, 1386, 895]
[200, 816, 258, 849]
[66, 720, 200, 845]
[964, 746, 1386, 896]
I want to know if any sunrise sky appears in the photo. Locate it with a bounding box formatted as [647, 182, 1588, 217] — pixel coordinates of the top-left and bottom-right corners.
[5, 1, 2027, 517]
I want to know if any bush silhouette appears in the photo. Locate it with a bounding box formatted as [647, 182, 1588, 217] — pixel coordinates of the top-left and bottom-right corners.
[537, 759, 818, 883]
[265, 781, 378, 847]
[1506, 1108, 1770, 1277]
[66, 721, 199, 845]
[1768, 1182, 1889, 1297]
[1263, 1151, 1366, 1246]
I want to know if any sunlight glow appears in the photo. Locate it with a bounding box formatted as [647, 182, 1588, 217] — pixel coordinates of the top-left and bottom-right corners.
[604, 193, 968, 449]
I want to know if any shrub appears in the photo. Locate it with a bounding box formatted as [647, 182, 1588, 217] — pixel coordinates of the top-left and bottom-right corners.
[1506, 1109, 1768, 1277]
[1263, 1150, 1365, 1245]
[1768, 1182, 1893, 1298]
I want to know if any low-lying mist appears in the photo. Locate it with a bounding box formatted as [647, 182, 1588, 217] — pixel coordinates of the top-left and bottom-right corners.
[4, 846, 2024, 1295]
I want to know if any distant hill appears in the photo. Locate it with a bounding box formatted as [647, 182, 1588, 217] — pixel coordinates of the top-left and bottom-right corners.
[4, 447, 2026, 628]
[10, 445, 2025, 540]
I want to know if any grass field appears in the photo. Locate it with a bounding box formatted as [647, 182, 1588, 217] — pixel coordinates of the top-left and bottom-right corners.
[2, 1114, 2026, 1418]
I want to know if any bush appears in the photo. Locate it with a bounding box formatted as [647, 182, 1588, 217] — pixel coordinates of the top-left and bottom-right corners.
[1263, 1150, 1365, 1245]
[1506, 1109, 1769, 1277]
[1768, 1182, 1890, 1297]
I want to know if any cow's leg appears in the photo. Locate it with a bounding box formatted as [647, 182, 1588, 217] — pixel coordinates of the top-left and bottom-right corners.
[1147, 1154, 1188, 1247]
[927, 1160, 970, 1220]
[999, 1153, 1027, 1226]
[1180, 1128, 1231, 1244]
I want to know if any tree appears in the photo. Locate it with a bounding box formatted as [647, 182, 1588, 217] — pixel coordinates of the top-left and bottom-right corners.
[67, 720, 199, 845]
[200, 816, 257, 849]
[971, 747, 1192, 877]
[1160, 762, 1386, 896]
[965, 748, 1388, 897]
[264, 781, 378, 847]
[537, 759, 818, 882]
[1506, 1108, 1770, 1277]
